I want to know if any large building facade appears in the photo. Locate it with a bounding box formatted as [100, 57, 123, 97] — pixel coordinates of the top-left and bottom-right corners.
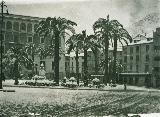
[152, 28, 160, 87]
[122, 34, 153, 73]
[0, 13, 65, 80]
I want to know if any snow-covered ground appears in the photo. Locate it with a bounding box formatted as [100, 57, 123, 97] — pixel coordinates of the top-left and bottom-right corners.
[128, 113, 160, 117]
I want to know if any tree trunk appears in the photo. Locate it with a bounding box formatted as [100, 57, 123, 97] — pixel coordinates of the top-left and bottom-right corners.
[108, 61, 112, 81]
[113, 39, 117, 83]
[14, 59, 19, 85]
[75, 48, 79, 85]
[54, 31, 60, 85]
[94, 48, 99, 74]
[84, 48, 88, 86]
[104, 37, 109, 85]
[32, 54, 35, 75]
[0, 75, 2, 89]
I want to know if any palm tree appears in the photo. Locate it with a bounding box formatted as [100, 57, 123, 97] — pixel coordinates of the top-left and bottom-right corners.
[112, 27, 132, 83]
[93, 15, 128, 84]
[3, 47, 32, 85]
[36, 17, 77, 85]
[24, 43, 37, 75]
[66, 34, 84, 85]
[67, 31, 99, 86]
[108, 58, 123, 83]
[89, 35, 102, 75]
[81, 30, 100, 86]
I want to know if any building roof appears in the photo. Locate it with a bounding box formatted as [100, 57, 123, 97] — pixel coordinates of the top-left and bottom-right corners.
[128, 40, 153, 46]
[1, 13, 44, 22]
[128, 34, 153, 46]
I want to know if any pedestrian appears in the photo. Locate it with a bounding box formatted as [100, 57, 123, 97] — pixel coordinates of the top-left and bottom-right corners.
[124, 82, 127, 91]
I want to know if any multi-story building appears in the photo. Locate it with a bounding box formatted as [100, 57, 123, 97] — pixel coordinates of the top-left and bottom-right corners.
[153, 27, 160, 87]
[87, 49, 97, 74]
[108, 48, 123, 64]
[0, 13, 65, 80]
[69, 52, 84, 75]
[122, 34, 153, 73]
[121, 34, 153, 86]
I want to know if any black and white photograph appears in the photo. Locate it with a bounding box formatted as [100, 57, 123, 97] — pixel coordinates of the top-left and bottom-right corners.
[0, 0, 160, 116]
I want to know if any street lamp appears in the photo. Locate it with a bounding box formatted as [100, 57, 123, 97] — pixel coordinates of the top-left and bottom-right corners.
[0, 0, 8, 89]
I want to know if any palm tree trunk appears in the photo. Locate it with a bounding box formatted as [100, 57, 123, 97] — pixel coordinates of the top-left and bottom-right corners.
[104, 37, 109, 85]
[0, 77, 2, 89]
[75, 48, 79, 85]
[113, 39, 117, 83]
[94, 48, 98, 74]
[14, 59, 19, 85]
[54, 31, 60, 85]
[108, 61, 112, 81]
[32, 54, 35, 75]
[84, 48, 88, 86]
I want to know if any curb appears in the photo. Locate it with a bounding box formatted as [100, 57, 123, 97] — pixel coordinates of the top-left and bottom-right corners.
[3, 85, 159, 92]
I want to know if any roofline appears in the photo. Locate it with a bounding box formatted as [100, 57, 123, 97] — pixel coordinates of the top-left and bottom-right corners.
[0, 13, 45, 21]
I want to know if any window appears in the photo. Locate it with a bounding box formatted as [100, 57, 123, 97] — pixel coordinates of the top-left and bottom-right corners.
[123, 65, 127, 72]
[130, 64, 132, 70]
[130, 56, 133, 61]
[146, 55, 149, 62]
[72, 62, 73, 66]
[13, 35, 19, 43]
[136, 55, 139, 62]
[124, 56, 127, 63]
[52, 62, 54, 70]
[120, 51, 122, 56]
[154, 46, 160, 52]
[13, 22, 19, 31]
[154, 56, 160, 61]
[0, 22, 5, 29]
[123, 47, 127, 54]
[145, 65, 149, 73]
[6, 21, 12, 30]
[65, 62, 67, 67]
[146, 45, 150, 52]
[154, 67, 160, 72]
[1, 33, 5, 41]
[27, 37, 33, 43]
[27, 23, 32, 32]
[136, 65, 139, 72]
[136, 46, 139, 53]
[130, 47, 133, 54]
[40, 37, 44, 43]
[120, 59, 122, 64]
[20, 23, 26, 31]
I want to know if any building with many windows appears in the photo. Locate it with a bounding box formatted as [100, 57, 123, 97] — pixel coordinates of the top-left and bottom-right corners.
[121, 34, 154, 86]
[69, 52, 84, 76]
[122, 34, 153, 73]
[152, 27, 160, 87]
[0, 13, 66, 80]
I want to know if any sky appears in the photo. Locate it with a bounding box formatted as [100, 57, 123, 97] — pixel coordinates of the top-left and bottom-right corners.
[3, 0, 160, 35]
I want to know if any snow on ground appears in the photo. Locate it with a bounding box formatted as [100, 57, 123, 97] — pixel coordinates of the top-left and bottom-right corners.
[128, 113, 160, 117]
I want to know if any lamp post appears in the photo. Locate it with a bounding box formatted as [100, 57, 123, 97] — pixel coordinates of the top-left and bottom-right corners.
[0, 0, 8, 89]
